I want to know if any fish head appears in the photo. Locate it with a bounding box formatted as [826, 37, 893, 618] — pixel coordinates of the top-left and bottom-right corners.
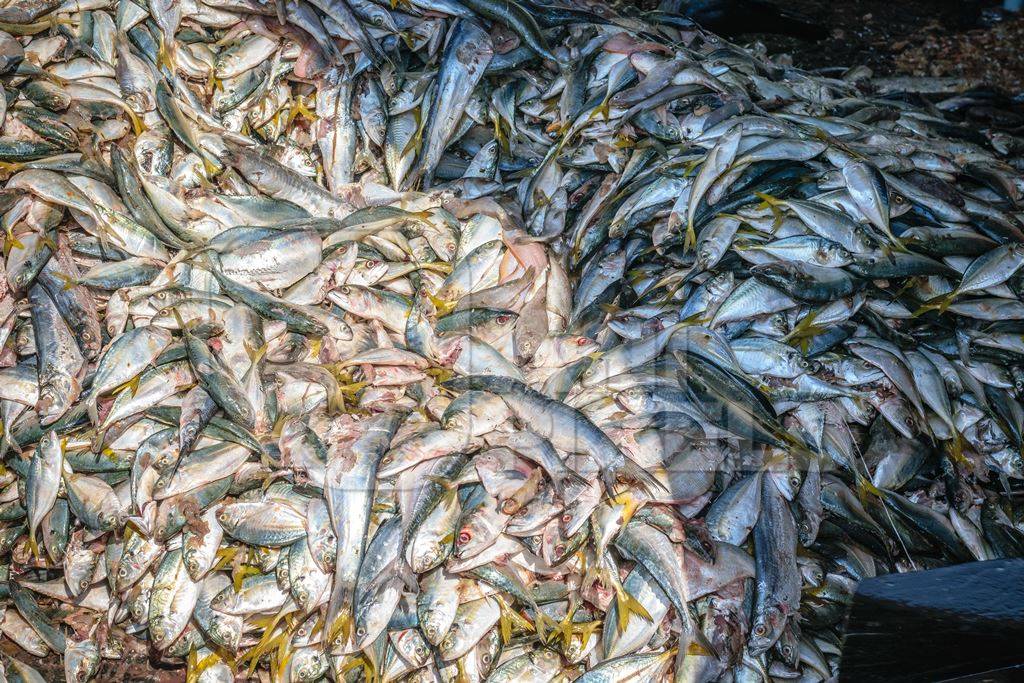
[37, 374, 79, 425]
[418, 609, 448, 647]
[747, 604, 786, 656]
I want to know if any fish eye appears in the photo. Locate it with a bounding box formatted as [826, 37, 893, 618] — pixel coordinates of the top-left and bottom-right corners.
[481, 653, 492, 665]
[789, 475, 800, 488]
[496, 314, 511, 324]
[753, 623, 767, 637]
[576, 337, 590, 346]
[561, 513, 573, 524]
[554, 543, 566, 555]
[457, 529, 472, 545]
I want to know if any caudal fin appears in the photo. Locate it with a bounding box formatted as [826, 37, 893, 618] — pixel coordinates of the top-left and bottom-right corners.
[616, 457, 668, 496]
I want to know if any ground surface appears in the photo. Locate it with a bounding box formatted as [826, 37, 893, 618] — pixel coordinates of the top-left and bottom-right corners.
[743, 0, 1024, 93]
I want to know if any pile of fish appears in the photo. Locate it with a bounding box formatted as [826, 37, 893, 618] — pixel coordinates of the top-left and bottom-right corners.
[0, 0, 1022, 679]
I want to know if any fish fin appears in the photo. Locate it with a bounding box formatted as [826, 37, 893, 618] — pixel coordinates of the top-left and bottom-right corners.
[492, 114, 511, 157]
[286, 94, 318, 129]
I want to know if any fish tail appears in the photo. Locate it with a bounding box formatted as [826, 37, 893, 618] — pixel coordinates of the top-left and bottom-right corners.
[52, 270, 79, 291]
[587, 97, 611, 123]
[783, 307, 823, 344]
[269, 627, 295, 683]
[186, 649, 222, 683]
[156, 35, 176, 75]
[550, 599, 578, 647]
[945, 433, 969, 467]
[26, 531, 39, 560]
[683, 218, 697, 253]
[495, 595, 516, 644]
[125, 106, 146, 136]
[88, 429, 105, 454]
[211, 545, 239, 572]
[400, 107, 424, 159]
[855, 472, 884, 505]
[912, 292, 956, 317]
[753, 192, 785, 230]
[93, 206, 129, 250]
[601, 567, 651, 634]
[532, 609, 555, 643]
[0, 161, 23, 181]
[559, 468, 588, 494]
[617, 456, 667, 496]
